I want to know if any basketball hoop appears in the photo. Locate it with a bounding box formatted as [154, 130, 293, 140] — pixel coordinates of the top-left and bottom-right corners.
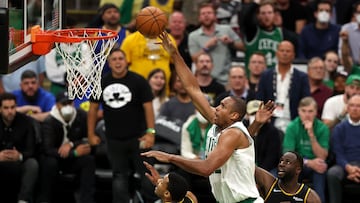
[31, 25, 119, 100]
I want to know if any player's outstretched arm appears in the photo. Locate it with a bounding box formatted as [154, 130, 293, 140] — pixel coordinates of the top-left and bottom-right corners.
[255, 166, 276, 199]
[159, 32, 215, 123]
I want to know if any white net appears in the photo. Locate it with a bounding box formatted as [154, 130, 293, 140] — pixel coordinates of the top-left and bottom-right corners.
[54, 30, 118, 100]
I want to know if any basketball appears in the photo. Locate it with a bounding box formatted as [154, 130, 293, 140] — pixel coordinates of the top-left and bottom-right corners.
[136, 6, 168, 39]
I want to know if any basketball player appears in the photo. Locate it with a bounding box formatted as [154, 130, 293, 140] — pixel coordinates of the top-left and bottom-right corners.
[143, 161, 198, 203]
[255, 151, 321, 203]
[142, 32, 274, 203]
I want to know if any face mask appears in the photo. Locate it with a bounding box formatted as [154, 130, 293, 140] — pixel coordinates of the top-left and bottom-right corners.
[356, 14, 360, 24]
[60, 105, 75, 122]
[195, 111, 208, 124]
[249, 115, 256, 125]
[317, 11, 330, 23]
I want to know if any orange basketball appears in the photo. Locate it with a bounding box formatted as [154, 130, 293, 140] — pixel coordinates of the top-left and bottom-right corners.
[136, 6, 167, 39]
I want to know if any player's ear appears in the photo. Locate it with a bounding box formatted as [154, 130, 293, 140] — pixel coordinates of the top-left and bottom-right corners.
[164, 190, 171, 199]
[230, 111, 240, 121]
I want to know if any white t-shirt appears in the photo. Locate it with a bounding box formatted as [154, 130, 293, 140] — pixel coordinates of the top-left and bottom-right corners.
[321, 94, 345, 121]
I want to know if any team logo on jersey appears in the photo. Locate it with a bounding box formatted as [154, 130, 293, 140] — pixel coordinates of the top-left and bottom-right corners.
[103, 83, 132, 108]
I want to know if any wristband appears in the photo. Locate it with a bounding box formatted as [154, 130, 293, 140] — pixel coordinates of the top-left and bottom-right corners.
[146, 128, 156, 134]
[73, 150, 78, 157]
[202, 47, 209, 53]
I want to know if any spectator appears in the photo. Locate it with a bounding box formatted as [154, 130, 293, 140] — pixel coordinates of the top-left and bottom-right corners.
[255, 151, 321, 203]
[282, 97, 330, 203]
[246, 100, 282, 172]
[327, 94, 360, 203]
[275, 0, 307, 34]
[87, 48, 155, 202]
[332, 71, 349, 96]
[37, 91, 96, 203]
[148, 68, 168, 119]
[257, 41, 310, 133]
[121, 31, 177, 93]
[241, 0, 283, 69]
[12, 70, 55, 122]
[215, 66, 254, 106]
[307, 57, 333, 118]
[188, 2, 244, 85]
[299, 0, 341, 59]
[247, 52, 267, 98]
[323, 50, 340, 89]
[96, 3, 129, 74]
[194, 53, 226, 105]
[322, 74, 360, 129]
[0, 57, 45, 93]
[159, 74, 195, 124]
[338, 1, 360, 67]
[0, 93, 38, 203]
[168, 11, 193, 68]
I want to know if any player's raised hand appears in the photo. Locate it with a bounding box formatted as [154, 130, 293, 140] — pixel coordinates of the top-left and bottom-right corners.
[143, 161, 161, 185]
[255, 100, 275, 124]
[159, 32, 177, 55]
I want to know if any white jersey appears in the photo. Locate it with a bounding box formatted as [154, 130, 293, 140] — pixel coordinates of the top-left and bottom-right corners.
[205, 122, 263, 203]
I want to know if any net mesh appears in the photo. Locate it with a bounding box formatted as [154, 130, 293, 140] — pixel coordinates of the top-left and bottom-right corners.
[54, 29, 118, 100]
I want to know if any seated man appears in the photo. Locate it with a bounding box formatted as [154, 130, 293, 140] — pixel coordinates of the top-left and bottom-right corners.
[37, 91, 96, 203]
[0, 93, 38, 203]
[143, 161, 198, 203]
[327, 94, 360, 203]
[256, 151, 321, 203]
[12, 70, 55, 122]
[282, 97, 330, 203]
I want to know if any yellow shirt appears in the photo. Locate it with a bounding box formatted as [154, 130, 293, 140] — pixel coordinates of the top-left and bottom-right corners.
[149, 0, 174, 17]
[120, 31, 177, 93]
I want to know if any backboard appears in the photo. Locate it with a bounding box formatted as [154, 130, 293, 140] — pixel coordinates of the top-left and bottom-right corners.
[0, 0, 64, 74]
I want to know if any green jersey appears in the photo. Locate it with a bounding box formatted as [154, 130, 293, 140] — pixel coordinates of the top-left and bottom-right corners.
[245, 27, 283, 71]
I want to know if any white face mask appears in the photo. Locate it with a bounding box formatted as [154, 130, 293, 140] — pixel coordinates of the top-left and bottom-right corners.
[249, 115, 256, 125]
[317, 11, 330, 23]
[356, 14, 360, 24]
[60, 105, 75, 122]
[195, 111, 208, 124]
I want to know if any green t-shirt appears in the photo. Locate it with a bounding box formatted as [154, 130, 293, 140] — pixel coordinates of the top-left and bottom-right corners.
[283, 117, 330, 159]
[245, 27, 283, 72]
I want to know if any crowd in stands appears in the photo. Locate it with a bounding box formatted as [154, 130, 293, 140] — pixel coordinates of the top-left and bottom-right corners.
[2, 0, 360, 202]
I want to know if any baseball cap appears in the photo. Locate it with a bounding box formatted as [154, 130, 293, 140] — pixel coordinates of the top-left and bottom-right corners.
[346, 74, 360, 86]
[246, 100, 262, 115]
[56, 91, 73, 104]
